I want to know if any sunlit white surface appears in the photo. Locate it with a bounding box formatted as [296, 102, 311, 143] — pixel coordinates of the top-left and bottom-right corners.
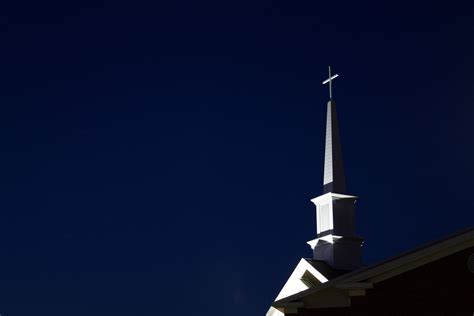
[322, 73, 339, 84]
[275, 258, 328, 301]
[266, 258, 330, 316]
[317, 203, 333, 233]
[311, 192, 357, 204]
[307, 234, 343, 248]
[311, 192, 358, 235]
[312, 193, 333, 234]
[266, 306, 284, 316]
[323, 102, 333, 186]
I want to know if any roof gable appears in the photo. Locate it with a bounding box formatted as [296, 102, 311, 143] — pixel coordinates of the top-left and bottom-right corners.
[274, 258, 328, 302]
[266, 258, 335, 316]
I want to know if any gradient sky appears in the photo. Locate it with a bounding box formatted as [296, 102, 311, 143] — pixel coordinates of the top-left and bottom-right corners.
[0, 1, 473, 315]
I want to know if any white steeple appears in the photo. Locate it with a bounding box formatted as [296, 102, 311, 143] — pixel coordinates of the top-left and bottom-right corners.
[323, 99, 346, 194]
[307, 67, 364, 271]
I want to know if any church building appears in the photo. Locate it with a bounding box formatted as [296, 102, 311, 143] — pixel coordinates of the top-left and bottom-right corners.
[266, 67, 474, 316]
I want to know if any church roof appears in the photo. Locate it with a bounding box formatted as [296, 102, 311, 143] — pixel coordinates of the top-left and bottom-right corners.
[273, 226, 474, 309]
[304, 259, 350, 279]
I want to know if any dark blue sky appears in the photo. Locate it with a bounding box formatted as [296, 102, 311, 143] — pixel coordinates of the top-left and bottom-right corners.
[0, 1, 473, 315]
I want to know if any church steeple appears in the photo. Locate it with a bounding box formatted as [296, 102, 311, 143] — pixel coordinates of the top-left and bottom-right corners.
[307, 66, 364, 271]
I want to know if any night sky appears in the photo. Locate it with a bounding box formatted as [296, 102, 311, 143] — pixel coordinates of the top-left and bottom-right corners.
[0, 1, 473, 315]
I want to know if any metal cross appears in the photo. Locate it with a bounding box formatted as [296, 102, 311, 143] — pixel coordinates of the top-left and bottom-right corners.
[322, 66, 339, 100]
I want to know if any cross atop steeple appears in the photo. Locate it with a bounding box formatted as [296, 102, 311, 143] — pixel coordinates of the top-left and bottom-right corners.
[322, 66, 339, 100]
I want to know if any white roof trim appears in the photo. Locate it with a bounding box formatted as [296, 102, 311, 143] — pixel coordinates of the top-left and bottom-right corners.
[307, 234, 343, 249]
[266, 258, 330, 316]
[274, 258, 328, 301]
[311, 192, 358, 205]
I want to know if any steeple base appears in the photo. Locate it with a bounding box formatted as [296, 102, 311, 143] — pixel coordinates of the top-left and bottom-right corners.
[308, 236, 364, 271]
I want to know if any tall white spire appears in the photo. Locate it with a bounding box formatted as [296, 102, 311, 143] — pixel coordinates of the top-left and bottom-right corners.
[306, 67, 364, 271]
[323, 100, 346, 194]
[322, 66, 346, 193]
